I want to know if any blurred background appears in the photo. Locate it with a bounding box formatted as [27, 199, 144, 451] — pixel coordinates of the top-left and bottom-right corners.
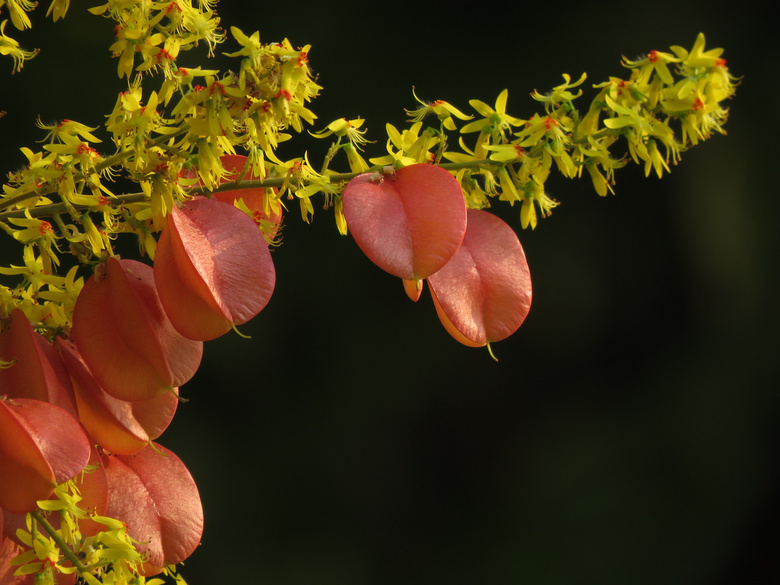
[1, 2, 777, 584]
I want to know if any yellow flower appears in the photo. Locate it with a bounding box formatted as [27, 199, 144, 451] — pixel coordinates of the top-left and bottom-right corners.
[7, 211, 56, 244]
[405, 87, 473, 131]
[0, 245, 62, 294]
[269, 153, 325, 222]
[369, 122, 437, 166]
[343, 142, 369, 173]
[181, 6, 225, 55]
[454, 167, 492, 210]
[642, 139, 669, 178]
[36, 118, 102, 144]
[520, 179, 559, 230]
[575, 141, 625, 196]
[45, 0, 70, 21]
[485, 143, 525, 163]
[333, 195, 347, 235]
[601, 94, 653, 134]
[310, 117, 369, 147]
[622, 50, 679, 86]
[3, 0, 35, 30]
[531, 73, 587, 112]
[671, 33, 724, 70]
[0, 19, 39, 72]
[36, 265, 83, 328]
[460, 89, 524, 140]
[225, 26, 262, 57]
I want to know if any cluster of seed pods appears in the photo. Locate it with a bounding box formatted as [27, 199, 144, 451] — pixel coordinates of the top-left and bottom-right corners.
[343, 164, 533, 351]
[0, 159, 531, 584]
[0, 154, 279, 583]
[0, 306, 204, 581]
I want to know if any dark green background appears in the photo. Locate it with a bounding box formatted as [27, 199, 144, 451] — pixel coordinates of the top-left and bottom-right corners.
[1, 2, 777, 584]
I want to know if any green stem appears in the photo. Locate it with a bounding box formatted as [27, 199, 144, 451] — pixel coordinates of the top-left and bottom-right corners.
[30, 510, 89, 574]
[0, 193, 149, 220]
[0, 159, 504, 221]
[0, 128, 189, 214]
[0, 190, 42, 213]
[320, 139, 342, 174]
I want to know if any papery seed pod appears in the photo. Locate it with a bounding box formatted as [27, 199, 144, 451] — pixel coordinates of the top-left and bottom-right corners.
[154, 197, 276, 341]
[72, 257, 203, 402]
[427, 209, 532, 349]
[0, 398, 90, 514]
[343, 164, 467, 300]
[0, 309, 78, 418]
[103, 443, 203, 573]
[1, 446, 108, 548]
[0, 532, 26, 585]
[57, 340, 178, 455]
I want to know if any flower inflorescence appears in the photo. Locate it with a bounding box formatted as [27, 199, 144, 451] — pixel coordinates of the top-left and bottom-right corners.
[6, 478, 188, 585]
[0, 0, 737, 339]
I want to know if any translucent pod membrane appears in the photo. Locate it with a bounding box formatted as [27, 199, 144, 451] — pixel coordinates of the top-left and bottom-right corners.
[72, 257, 203, 402]
[0, 397, 90, 514]
[103, 443, 203, 574]
[58, 340, 179, 456]
[154, 197, 276, 341]
[343, 164, 467, 300]
[428, 209, 532, 349]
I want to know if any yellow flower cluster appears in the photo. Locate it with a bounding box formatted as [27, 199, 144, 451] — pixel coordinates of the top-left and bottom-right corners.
[1, 5, 321, 330]
[0, 18, 737, 339]
[89, 0, 224, 79]
[377, 33, 736, 228]
[9, 478, 188, 585]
